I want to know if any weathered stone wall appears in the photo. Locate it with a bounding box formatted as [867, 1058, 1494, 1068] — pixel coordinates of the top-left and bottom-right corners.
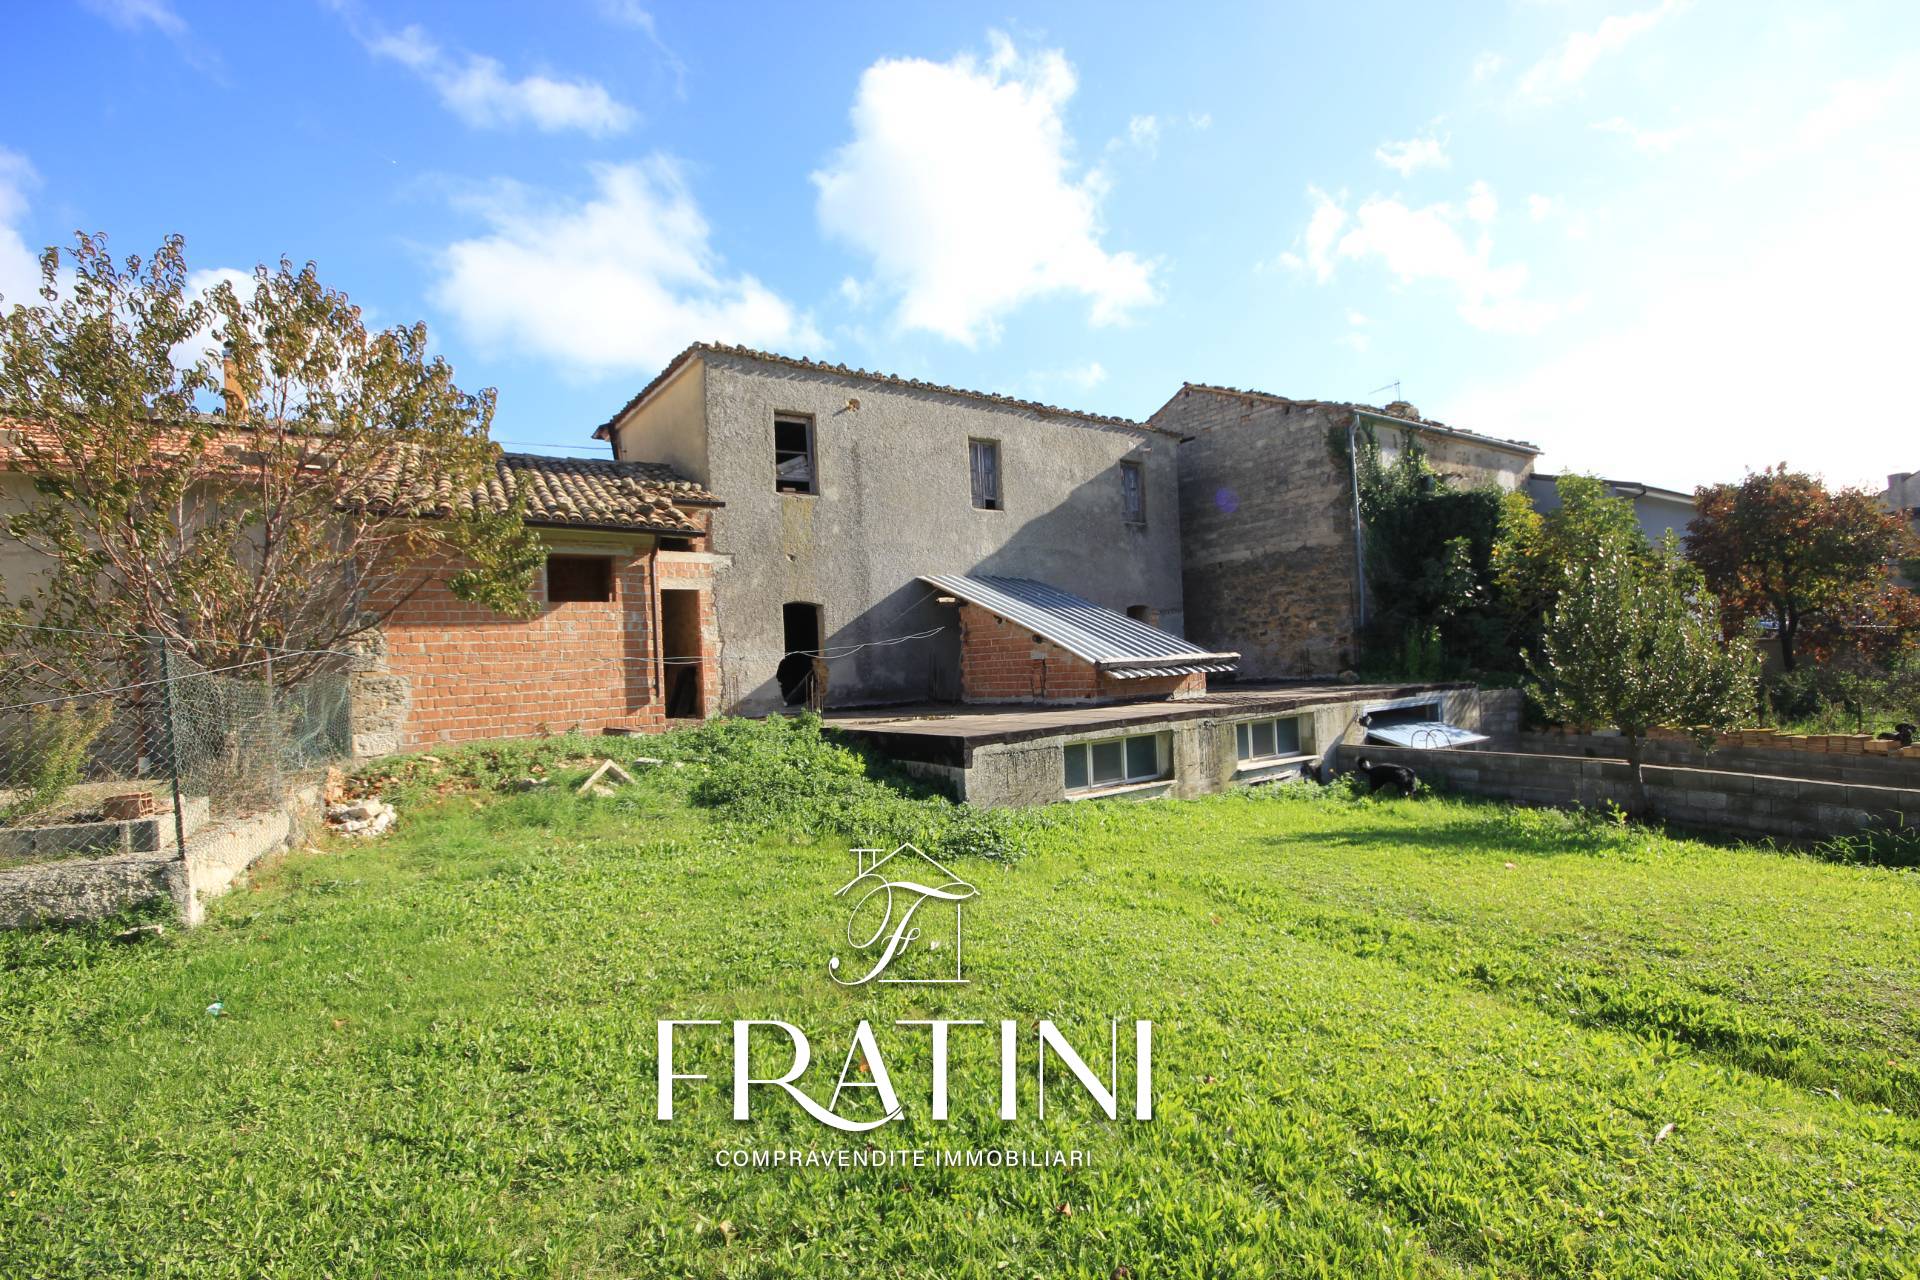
[1158, 390, 1361, 678]
[954, 604, 1203, 704]
[1337, 741, 1920, 842]
[1158, 388, 1537, 679]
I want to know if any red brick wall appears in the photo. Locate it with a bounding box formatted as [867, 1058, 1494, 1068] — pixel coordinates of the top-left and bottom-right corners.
[372, 546, 664, 749]
[955, 604, 1204, 704]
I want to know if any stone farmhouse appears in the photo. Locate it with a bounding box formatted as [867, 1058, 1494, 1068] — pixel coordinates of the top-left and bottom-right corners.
[2, 348, 1552, 803]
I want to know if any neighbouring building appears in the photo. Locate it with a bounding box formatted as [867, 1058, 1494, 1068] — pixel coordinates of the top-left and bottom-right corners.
[1885, 470, 1920, 588]
[1149, 385, 1539, 679]
[1527, 473, 1697, 546]
[596, 344, 1187, 714]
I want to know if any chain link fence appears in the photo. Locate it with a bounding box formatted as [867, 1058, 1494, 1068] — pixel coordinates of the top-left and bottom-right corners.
[0, 644, 353, 867]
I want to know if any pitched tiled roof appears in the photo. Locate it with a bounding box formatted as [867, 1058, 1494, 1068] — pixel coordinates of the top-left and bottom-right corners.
[3, 418, 721, 535]
[361, 450, 721, 534]
[593, 342, 1171, 441]
[922, 573, 1240, 680]
[1164, 383, 1541, 455]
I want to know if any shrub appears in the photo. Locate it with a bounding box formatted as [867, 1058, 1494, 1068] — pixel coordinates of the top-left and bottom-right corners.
[0, 701, 112, 823]
[674, 714, 1050, 861]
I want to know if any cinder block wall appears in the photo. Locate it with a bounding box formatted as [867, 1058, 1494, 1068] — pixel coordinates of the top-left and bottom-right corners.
[1155, 390, 1361, 678]
[359, 547, 662, 751]
[955, 604, 1202, 704]
[1336, 742, 1920, 842]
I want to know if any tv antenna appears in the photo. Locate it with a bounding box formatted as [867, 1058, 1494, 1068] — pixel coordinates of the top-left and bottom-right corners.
[1368, 380, 1402, 401]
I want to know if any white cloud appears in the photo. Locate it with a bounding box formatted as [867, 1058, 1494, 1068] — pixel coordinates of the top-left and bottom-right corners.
[813, 31, 1159, 345]
[81, 0, 185, 36]
[1591, 115, 1690, 153]
[1188, 111, 1212, 130]
[1031, 361, 1109, 393]
[1465, 180, 1498, 224]
[595, 0, 688, 100]
[1126, 114, 1161, 153]
[1347, 310, 1369, 327]
[1450, 153, 1920, 491]
[1282, 183, 1559, 335]
[1375, 130, 1450, 176]
[1472, 51, 1505, 83]
[360, 22, 634, 135]
[1519, 0, 1686, 102]
[1527, 193, 1561, 222]
[80, 0, 217, 72]
[0, 150, 44, 310]
[431, 159, 819, 376]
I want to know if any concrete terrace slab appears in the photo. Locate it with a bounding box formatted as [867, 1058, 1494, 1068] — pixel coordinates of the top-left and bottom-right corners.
[824, 681, 1471, 749]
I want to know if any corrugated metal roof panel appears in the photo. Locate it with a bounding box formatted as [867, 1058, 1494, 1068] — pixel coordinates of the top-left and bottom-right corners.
[922, 574, 1239, 678]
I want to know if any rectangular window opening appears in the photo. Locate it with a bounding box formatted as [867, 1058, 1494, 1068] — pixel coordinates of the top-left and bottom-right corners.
[1064, 731, 1171, 794]
[546, 555, 614, 604]
[1235, 715, 1304, 764]
[1120, 460, 1145, 524]
[969, 438, 1001, 510]
[775, 415, 816, 494]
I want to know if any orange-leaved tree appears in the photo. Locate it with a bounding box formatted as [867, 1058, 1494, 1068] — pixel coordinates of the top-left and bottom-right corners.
[1685, 466, 1917, 673]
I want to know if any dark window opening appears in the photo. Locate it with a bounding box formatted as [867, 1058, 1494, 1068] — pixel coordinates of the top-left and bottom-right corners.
[547, 555, 614, 603]
[1120, 460, 1145, 524]
[969, 438, 1001, 510]
[657, 535, 694, 551]
[661, 589, 704, 718]
[777, 602, 823, 706]
[775, 415, 816, 494]
[1125, 604, 1157, 626]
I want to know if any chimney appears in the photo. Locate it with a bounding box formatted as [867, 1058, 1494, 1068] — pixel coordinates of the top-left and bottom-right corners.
[220, 343, 246, 421]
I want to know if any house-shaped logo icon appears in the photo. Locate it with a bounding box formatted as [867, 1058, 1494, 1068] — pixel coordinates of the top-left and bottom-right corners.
[829, 843, 979, 986]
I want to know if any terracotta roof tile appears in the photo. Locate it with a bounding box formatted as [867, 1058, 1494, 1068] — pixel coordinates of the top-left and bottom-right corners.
[360, 450, 720, 534]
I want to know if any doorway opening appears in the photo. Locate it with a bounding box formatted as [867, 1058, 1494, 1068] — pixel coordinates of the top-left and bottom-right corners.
[777, 602, 823, 706]
[660, 589, 704, 718]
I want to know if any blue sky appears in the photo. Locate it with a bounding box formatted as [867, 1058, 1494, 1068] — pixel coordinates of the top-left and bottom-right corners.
[4, 0, 1916, 490]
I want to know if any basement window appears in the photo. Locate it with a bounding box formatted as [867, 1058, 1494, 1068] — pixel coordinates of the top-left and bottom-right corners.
[547, 555, 614, 604]
[969, 438, 1001, 510]
[774, 414, 816, 494]
[1235, 716, 1304, 764]
[1120, 461, 1145, 524]
[1063, 731, 1171, 794]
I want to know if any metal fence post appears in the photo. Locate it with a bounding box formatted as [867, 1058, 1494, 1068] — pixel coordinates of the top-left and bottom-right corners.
[262, 648, 282, 797]
[153, 639, 188, 858]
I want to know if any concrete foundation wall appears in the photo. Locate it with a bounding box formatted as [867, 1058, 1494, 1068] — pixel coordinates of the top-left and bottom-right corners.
[620, 354, 1187, 715]
[1337, 741, 1920, 843]
[0, 785, 319, 929]
[950, 686, 1521, 808]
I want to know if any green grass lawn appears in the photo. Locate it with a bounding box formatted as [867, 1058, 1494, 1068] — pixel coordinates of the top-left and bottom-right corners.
[3, 739, 1919, 1278]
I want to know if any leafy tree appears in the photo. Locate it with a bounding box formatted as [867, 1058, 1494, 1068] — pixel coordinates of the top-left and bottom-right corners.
[1685, 467, 1917, 673]
[1528, 542, 1760, 816]
[1354, 430, 1511, 675]
[1494, 473, 1649, 659]
[0, 233, 542, 698]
